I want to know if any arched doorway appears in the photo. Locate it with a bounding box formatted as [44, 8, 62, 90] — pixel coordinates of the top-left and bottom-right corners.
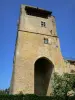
[34, 57, 54, 96]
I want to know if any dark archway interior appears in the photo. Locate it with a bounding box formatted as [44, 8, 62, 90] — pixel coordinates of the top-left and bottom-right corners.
[34, 57, 54, 96]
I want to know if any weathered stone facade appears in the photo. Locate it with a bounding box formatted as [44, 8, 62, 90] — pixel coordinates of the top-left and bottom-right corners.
[10, 4, 75, 96]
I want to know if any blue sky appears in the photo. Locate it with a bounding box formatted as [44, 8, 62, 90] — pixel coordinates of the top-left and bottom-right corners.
[0, 0, 75, 89]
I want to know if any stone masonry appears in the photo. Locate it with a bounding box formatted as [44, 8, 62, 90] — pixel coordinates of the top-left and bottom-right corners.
[10, 4, 75, 96]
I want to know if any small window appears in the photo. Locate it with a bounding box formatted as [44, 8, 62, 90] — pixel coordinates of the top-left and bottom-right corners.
[44, 38, 48, 44]
[41, 21, 46, 27]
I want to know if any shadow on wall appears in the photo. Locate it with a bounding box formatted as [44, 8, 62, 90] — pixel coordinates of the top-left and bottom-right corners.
[34, 57, 54, 96]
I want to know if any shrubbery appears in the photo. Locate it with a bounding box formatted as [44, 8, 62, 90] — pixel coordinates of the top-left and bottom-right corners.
[0, 88, 9, 95]
[53, 73, 75, 97]
[0, 94, 75, 100]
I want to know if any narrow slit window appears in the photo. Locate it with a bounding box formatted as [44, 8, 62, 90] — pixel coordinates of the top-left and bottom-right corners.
[50, 30, 52, 34]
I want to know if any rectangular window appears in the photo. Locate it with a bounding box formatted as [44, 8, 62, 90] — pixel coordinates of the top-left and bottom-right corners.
[41, 21, 46, 27]
[44, 38, 48, 44]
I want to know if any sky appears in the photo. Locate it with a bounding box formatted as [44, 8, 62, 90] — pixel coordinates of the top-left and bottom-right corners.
[0, 0, 75, 89]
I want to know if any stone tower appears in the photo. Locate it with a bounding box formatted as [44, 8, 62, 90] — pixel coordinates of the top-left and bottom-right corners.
[10, 4, 75, 96]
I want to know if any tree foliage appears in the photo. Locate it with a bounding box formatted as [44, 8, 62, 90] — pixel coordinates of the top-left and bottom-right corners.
[0, 88, 9, 95]
[53, 72, 75, 97]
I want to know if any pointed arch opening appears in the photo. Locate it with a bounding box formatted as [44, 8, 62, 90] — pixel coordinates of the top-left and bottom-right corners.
[34, 57, 54, 96]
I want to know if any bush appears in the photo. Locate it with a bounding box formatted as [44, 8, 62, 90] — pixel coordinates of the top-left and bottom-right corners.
[0, 94, 75, 100]
[52, 72, 75, 98]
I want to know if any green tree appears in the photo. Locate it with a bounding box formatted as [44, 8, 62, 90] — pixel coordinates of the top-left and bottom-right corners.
[0, 88, 9, 95]
[53, 72, 75, 97]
